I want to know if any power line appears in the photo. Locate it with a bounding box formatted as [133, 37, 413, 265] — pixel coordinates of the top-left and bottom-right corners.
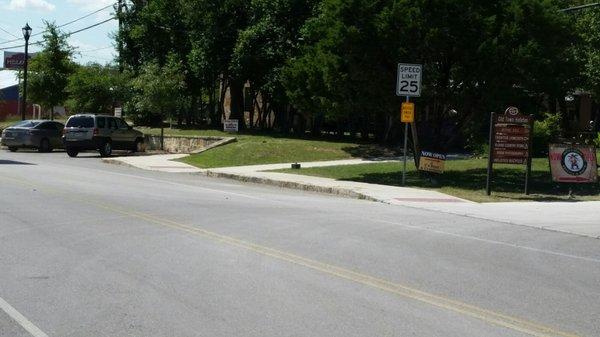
[66, 17, 116, 36]
[51, 4, 115, 33]
[0, 25, 19, 39]
[74, 54, 115, 62]
[0, 17, 117, 51]
[79, 45, 114, 53]
[0, 3, 116, 46]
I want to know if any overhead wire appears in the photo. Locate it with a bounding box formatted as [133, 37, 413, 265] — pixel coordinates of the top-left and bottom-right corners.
[0, 25, 19, 39]
[0, 3, 116, 46]
[0, 17, 117, 51]
[78, 45, 114, 53]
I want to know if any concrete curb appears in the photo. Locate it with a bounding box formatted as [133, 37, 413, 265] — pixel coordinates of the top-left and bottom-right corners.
[201, 170, 379, 201]
[101, 158, 138, 169]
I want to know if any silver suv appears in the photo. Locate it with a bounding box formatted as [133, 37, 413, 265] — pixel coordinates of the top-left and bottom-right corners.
[62, 114, 144, 157]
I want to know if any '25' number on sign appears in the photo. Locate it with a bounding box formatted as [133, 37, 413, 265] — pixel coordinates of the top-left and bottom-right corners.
[399, 80, 419, 93]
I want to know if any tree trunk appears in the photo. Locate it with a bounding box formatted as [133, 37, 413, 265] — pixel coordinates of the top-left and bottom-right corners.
[229, 78, 245, 130]
[361, 116, 370, 141]
[311, 112, 323, 136]
[216, 77, 228, 127]
[208, 79, 217, 127]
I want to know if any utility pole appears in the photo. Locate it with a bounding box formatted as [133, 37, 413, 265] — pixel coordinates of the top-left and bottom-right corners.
[117, 0, 124, 72]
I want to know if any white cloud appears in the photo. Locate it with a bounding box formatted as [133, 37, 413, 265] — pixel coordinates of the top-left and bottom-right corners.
[6, 0, 55, 12]
[67, 0, 114, 12]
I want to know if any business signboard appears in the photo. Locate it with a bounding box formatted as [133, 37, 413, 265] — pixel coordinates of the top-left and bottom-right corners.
[549, 144, 598, 183]
[223, 119, 239, 132]
[486, 107, 534, 195]
[3, 51, 36, 69]
[418, 151, 446, 174]
[492, 108, 533, 165]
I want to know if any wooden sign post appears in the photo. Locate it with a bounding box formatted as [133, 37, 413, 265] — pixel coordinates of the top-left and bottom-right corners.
[486, 107, 534, 195]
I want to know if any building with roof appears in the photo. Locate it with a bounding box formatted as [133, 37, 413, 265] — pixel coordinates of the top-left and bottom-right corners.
[0, 69, 26, 121]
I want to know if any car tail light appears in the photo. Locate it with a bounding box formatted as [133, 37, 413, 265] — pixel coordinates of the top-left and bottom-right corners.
[93, 128, 99, 135]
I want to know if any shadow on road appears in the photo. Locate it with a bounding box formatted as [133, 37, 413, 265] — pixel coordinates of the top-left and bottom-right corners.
[0, 160, 36, 165]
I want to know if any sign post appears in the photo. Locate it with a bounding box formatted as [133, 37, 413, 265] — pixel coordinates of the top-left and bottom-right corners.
[401, 98, 414, 184]
[397, 63, 422, 185]
[486, 107, 534, 195]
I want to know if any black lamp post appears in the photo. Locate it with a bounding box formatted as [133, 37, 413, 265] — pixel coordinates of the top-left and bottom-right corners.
[20, 23, 32, 121]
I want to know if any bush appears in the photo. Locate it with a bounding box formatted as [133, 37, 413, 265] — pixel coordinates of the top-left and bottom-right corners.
[594, 132, 600, 148]
[532, 113, 562, 156]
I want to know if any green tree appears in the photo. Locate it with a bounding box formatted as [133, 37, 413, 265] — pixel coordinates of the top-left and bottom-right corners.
[231, 0, 318, 131]
[118, 0, 201, 126]
[130, 56, 186, 131]
[576, 6, 600, 98]
[66, 64, 130, 115]
[25, 22, 75, 120]
[284, 0, 580, 146]
[183, 0, 250, 128]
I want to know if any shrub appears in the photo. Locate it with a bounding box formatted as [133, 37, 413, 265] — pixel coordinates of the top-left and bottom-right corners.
[594, 132, 600, 148]
[532, 113, 562, 156]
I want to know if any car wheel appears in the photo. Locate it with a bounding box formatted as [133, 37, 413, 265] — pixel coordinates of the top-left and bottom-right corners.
[66, 149, 79, 157]
[8, 146, 18, 152]
[131, 139, 144, 153]
[39, 138, 51, 153]
[99, 141, 112, 157]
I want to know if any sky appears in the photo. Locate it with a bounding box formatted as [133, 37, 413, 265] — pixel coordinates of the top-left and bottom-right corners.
[0, 0, 118, 67]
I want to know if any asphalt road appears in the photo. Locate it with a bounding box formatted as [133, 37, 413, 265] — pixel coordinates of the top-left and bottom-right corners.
[1, 150, 599, 337]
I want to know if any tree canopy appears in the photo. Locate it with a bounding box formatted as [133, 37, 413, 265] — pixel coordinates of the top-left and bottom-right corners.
[24, 0, 599, 150]
[25, 22, 75, 118]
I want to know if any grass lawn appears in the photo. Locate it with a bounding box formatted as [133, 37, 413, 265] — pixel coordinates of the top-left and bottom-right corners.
[137, 127, 380, 168]
[275, 156, 600, 202]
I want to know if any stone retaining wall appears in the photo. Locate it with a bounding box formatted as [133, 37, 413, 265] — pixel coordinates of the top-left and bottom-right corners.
[144, 135, 231, 153]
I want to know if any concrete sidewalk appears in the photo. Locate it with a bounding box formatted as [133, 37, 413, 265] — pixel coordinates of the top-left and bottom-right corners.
[103, 154, 600, 239]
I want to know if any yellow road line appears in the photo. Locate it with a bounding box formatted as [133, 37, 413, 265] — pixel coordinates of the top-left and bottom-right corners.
[0, 174, 582, 337]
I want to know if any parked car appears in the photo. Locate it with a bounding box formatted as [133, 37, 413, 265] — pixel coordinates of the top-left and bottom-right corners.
[1, 120, 65, 152]
[62, 114, 144, 157]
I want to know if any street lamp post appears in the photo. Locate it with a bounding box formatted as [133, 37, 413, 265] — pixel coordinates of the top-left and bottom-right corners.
[20, 23, 32, 121]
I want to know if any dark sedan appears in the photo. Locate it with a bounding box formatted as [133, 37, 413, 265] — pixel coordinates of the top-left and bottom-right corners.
[1, 120, 65, 152]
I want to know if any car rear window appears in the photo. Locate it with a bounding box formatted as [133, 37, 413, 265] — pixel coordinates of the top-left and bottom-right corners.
[11, 120, 40, 128]
[66, 117, 94, 128]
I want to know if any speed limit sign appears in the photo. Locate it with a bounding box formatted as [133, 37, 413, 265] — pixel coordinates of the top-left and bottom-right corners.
[396, 63, 422, 97]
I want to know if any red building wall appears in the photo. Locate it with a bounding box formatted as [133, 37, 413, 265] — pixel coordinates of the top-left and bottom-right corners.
[0, 100, 34, 121]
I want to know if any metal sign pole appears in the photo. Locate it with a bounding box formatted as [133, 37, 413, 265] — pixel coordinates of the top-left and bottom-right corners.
[486, 112, 496, 196]
[402, 96, 409, 185]
[524, 115, 534, 195]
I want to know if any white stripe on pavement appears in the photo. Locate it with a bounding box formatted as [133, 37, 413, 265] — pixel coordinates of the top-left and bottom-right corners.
[0, 296, 49, 337]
